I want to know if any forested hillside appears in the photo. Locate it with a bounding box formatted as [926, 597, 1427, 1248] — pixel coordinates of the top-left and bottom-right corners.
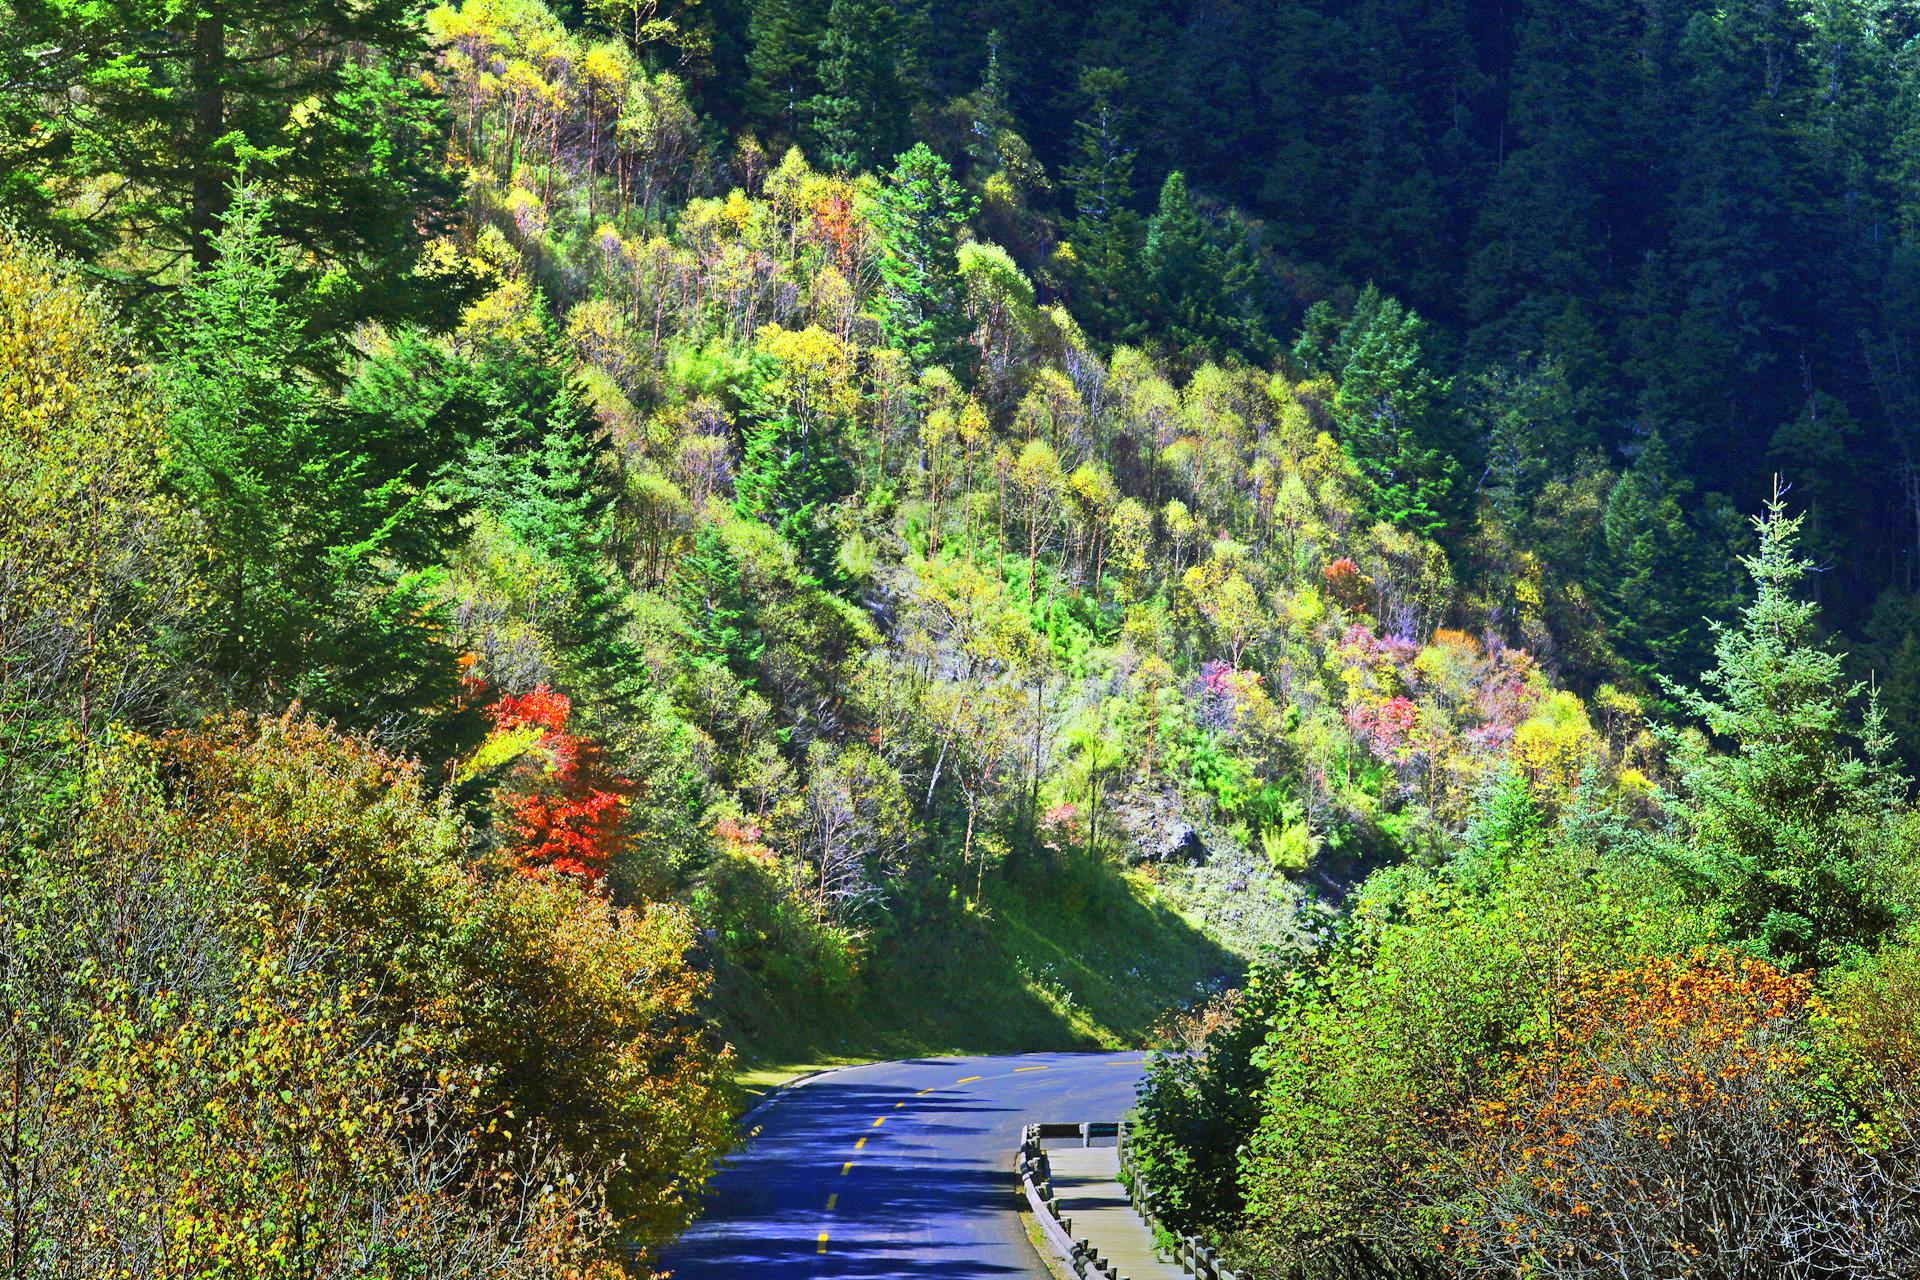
[7, 0, 1920, 1275]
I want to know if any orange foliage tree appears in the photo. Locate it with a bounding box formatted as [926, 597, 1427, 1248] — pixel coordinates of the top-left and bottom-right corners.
[1439, 951, 1833, 1277]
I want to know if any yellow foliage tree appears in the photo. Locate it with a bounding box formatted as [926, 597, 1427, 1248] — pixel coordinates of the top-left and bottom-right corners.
[0, 228, 193, 750]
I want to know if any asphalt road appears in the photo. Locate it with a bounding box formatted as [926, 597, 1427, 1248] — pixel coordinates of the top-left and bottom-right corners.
[658, 1051, 1150, 1278]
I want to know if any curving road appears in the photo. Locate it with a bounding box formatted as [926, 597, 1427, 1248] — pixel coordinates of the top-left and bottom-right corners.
[659, 1051, 1149, 1278]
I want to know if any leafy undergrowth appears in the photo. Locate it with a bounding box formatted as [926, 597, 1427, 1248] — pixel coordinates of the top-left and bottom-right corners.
[717, 851, 1245, 1082]
[1151, 839, 1322, 964]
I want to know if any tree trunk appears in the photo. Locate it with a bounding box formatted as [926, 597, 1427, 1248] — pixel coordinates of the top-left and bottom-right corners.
[963, 798, 979, 905]
[189, 4, 227, 269]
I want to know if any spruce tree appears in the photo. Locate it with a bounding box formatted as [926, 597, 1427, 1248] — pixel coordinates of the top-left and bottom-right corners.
[964, 31, 1018, 177]
[463, 336, 646, 718]
[745, 0, 823, 138]
[1326, 285, 1455, 536]
[736, 399, 855, 588]
[1473, 357, 1586, 529]
[807, 0, 908, 172]
[165, 189, 462, 733]
[0, 0, 458, 332]
[1136, 171, 1271, 364]
[1663, 490, 1909, 968]
[1597, 432, 1729, 685]
[674, 523, 764, 680]
[1139, 172, 1210, 341]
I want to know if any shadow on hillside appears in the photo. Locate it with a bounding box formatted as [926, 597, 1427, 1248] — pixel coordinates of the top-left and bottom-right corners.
[718, 850, 1244, 1065]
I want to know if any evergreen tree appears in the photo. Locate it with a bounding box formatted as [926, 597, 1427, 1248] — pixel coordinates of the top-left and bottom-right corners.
[1473, 357, 1588, 528]
[1139, 171, 1210, 334]
[1860, 587, 1920, 767]
[869, 143, 975, 373]
[1596, 432, 1730, 686]
[1662, 490, 1910, 968]
[745, 0, 823, 138]
[165, 189, 462, 733]
[1657, 1, 1820, 491]
[960, 29, 1019, 178]
[1463, 0, 1651, 357]
[1060, 66, 1142, 337]
[807, 0, 909, 171]
[0, 0, 460, 332]
[465, 340, 646, 717]
[1325, 285, 1455, 536]
[1137, 171, 1269, 364]
[674, 523, 764, 680]
[736, 391, 855, 588]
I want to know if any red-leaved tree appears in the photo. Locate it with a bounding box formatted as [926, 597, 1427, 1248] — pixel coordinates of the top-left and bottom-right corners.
[486, 687, 630, 881]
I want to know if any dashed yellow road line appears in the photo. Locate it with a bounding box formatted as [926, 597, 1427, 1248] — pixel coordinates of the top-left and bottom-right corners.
[894, 1101, 905, 1108]
[1013, 1065, 1048, 1072]
[956, 1075, 982, 1083]
[854, 1136, 867, 1150]
[914, 1087, 936, 1096]
[841, 1160, 854, 1175]
[817, 1231, 829, 1254]
[871, 1116, 886, 1127]
[826, 1192, 838, 1211]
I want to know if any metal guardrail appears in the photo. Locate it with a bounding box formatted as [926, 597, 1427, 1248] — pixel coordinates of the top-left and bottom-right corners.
[1017, 1121, 1240, 1280]
[1018, 1123, 1117, 1278]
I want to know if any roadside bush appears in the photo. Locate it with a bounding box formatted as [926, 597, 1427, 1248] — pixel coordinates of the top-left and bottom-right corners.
[0, 714, 735, 1276]
[1131, 974, 1280, 1234]
[1234, 841, 1698, 1276]
[1434, 950, 1920, 1280]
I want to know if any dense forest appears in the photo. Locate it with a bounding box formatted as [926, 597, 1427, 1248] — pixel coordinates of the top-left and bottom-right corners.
[7, 0, 1920, 1275]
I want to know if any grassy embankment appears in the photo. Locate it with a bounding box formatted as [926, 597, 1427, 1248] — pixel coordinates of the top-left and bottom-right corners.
[720, 854, 1255, 1100]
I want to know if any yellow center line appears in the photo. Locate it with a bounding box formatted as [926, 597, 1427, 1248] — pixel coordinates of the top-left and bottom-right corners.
[914, 1087, 935, 1096]
[817, 1231, 829, 1255]
[1013, 1065, 1048, 1073]
[871, 1116, 886, 1127]
[841, 1161, 854, 1175]
[826, 1192, 838, 1211]
[854, 1136, 867, 1150]
[894, 1101, 905, 1108]
[956, 1075, 982, 1083]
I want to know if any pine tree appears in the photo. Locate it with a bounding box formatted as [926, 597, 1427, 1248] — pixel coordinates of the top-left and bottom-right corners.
[1139, 171, 1211, 343]
[415, 306, 649, 720]
[807, 0, 908, 171]
[1060, 66, 1142, 337]
[869, 143, 975, 374]
[1463, 0, 1650, 357]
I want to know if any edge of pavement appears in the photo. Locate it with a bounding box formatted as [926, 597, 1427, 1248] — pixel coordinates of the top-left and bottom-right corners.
[735, 1060, 875, 1132]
